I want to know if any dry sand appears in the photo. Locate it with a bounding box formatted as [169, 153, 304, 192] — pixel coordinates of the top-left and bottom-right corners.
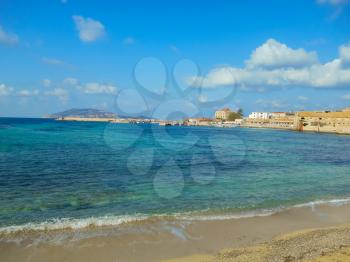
[165, 225, 350, 262]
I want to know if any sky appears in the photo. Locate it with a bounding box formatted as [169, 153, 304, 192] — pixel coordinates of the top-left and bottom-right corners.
[0, 0, 350, 118]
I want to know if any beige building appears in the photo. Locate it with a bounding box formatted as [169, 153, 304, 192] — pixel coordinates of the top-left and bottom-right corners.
[243, 111, 296, 130]
[270, 112, 294, 119]
[295, 108, 350, 134]
[215, 108, 231, 120]
[243, 118, 294, 129]
[186, 117, 214, 126]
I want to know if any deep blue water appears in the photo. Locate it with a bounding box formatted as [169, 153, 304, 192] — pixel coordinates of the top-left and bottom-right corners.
[1, 117, 350, 230]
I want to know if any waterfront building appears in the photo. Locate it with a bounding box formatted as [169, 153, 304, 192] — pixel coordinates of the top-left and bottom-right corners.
[270, 112, 295, 118]
[186, 117, 214, 126]
[295, 108, 350, 134]
[215, 108, 231, 120]
[270, 112, 286, 118]
[248, 112, 271, 119]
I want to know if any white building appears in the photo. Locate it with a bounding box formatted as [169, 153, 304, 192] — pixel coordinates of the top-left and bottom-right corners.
[248, 112, 271, 119]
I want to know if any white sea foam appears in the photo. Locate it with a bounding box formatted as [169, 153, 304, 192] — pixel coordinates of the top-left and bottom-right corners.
[2, 197, 350, 236]
[0, 215, 149, 235]
[292, 197, 350, 208]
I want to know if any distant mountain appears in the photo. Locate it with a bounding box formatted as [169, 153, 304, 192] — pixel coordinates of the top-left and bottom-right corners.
[46, 108, 156, 119]
[47, 108, 117, 119]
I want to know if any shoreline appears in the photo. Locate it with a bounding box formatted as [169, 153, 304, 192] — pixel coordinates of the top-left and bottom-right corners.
[56, 117, 350, 135]
[2, 196, 350, 236]
[2, 116, 350, 135]
[3, 201, 350, 261]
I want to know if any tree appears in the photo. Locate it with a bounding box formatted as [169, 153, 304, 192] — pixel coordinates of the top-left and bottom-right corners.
[227, 109, 244, 121]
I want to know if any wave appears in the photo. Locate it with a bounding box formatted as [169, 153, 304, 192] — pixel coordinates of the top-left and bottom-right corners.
[2, 196, 350, 236]
[292, 197, 350, 208]
[0, 215, 149, 235]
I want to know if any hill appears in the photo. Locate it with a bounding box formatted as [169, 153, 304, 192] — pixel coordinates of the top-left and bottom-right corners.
[47, 108, 117, 119]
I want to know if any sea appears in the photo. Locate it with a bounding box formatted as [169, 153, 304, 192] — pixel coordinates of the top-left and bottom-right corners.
[1, 117, 350, 236]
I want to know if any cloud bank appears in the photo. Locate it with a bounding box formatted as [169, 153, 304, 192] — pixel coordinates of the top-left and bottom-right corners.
[1, 78, 117, 105]
[188, 39, 350, 89]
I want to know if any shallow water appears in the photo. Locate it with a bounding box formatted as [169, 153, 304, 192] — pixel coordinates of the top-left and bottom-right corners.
[1, 117, 350, 232]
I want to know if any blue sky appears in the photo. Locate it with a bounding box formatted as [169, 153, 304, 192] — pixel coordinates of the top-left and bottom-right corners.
[0, 0, 350, 118]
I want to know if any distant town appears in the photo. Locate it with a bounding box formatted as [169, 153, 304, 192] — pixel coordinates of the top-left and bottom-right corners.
[50, 107, 350, 135]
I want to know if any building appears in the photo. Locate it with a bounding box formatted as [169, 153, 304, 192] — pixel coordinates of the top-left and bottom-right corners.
[269, 118, 295, 128]
[243, 117, 294, 129]
[248, 112, 271, 119]
[243, 111, 295, 129]
[234, 119, 244, 125]
[295, 108, 350, 134]
[186, 117, 214, 126]
[271, 112, 295, 119]
[215, 108, 231, 120]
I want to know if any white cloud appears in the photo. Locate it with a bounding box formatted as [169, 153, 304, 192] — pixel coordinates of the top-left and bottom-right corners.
[42, 57, 66, 66]
[45, 88, 69, 103]
[188, 39, 350, 89]
[72, 15, 105, 42]
[342, 94, 350, 100]
[0, 85, 39, 98]
[123, 37, 135, 45]
[198, 94, 208, 103]
[255, 99, 286, 109]
[41, 57, 74, 70]
[42, 57, 63, 65]
[42, 79, 51, 87]
[340, 44, 350, 67]
[16, 89, 40, 97]
[246, 39, 318, 69]
[297, 96, 309, 101]
[317, 0, 349, 6]
[82, 83, 117, 94]
[63, 77, 79, 86]
[0, 25, 19, 46]
[0, 84, 13, 96]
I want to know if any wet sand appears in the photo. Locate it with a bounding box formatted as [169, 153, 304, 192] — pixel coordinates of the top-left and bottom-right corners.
[2, 204, 350, 262]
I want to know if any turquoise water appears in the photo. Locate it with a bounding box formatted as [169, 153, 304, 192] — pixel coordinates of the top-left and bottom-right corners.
[1, 118, 350, 231]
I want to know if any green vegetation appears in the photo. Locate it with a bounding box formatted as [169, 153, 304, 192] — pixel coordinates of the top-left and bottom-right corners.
[227, 109, 244, 121]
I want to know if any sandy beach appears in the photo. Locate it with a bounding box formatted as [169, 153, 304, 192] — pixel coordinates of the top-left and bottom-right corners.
[165, 224, 350, 262]
[2, 203, 350, 262]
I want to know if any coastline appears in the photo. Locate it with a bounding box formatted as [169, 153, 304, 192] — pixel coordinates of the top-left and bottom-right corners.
[3, 201, 350, 262]
[54, 116, 350, 135]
